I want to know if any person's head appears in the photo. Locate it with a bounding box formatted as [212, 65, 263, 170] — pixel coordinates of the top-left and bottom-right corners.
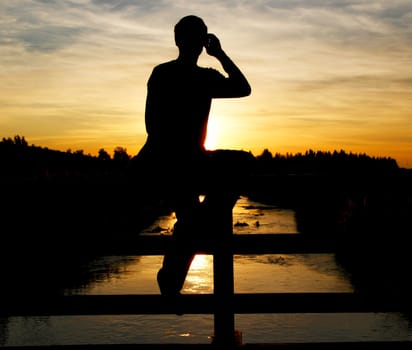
[174, 15, 207, 57]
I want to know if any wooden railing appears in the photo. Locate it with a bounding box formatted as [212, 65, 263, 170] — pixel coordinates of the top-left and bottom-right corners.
[1, 231, 411, 349]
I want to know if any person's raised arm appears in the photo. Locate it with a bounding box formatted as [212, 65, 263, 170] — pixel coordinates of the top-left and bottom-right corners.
[205, 33, 251, 98]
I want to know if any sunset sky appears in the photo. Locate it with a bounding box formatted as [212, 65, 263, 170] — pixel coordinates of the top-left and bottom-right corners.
[1, 1, 412, 167]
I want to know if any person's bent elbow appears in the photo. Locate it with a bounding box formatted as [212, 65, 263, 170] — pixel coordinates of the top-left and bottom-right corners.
[222, 79, 252, 98]
[238, 83, 251, 97]
[243, 83, 252, 97]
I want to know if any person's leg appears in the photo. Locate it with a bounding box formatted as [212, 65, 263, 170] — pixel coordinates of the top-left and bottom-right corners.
[157, 192, 200, 295]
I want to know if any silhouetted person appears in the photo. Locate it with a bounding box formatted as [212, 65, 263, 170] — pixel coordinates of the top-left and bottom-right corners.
[134, 15, 253, 296]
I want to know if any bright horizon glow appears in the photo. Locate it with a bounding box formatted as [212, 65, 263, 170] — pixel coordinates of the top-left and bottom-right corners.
[1, 1, 412, 168]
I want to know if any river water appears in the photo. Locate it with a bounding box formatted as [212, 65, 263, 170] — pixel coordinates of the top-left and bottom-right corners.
[2, 197, 411, 346]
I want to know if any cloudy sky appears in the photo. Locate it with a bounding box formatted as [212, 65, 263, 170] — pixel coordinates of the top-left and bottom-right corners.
[1, 0, 412, 167]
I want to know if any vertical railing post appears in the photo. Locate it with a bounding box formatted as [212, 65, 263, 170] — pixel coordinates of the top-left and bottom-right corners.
[212, 204, 239, 348]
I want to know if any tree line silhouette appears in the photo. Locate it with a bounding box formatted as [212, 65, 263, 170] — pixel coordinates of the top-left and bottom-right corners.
[1, 135, 400, 182]
[255, 148, 399, 176]
[0, 135, 130, 181]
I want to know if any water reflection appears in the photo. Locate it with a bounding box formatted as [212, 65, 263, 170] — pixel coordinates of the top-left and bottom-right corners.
[234, 254, 352, 293]
[183, 255, 213, 294]
[142, 196, 298, 235]
[77, 253, 352, 296]
[232, 197, 298, 234]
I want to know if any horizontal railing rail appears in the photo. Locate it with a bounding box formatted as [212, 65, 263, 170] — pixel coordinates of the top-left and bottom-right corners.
[0, 292, 407, 317]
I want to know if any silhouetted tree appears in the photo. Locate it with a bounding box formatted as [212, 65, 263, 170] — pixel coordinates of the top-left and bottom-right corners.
[98, 148, 111, 161]
[13, 135, 28, 147]
[112, 147, 130, 170]
[257, 148, 273, 161]
[73, 149, 84, 156]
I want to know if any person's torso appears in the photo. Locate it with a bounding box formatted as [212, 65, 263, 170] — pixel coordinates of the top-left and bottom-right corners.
[145, 60, 221, 155]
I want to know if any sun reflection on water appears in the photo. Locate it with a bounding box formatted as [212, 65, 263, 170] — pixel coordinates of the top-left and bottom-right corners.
[182, 254, 213, 294]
